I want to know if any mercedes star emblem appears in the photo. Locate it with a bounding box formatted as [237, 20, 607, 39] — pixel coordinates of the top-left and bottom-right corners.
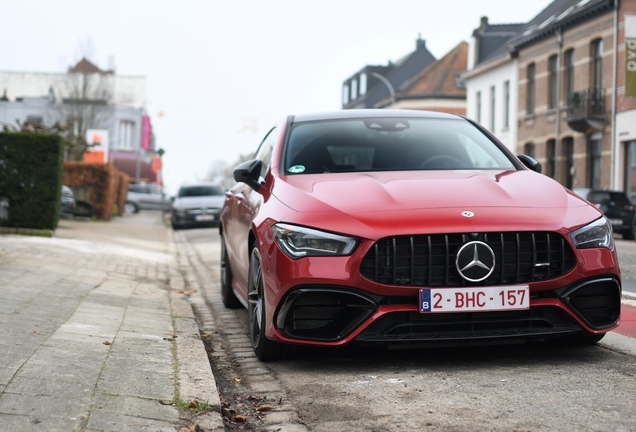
[455, 241, 496, 282]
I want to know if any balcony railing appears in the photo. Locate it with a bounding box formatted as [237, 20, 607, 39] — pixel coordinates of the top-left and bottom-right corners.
[565, 89, 606, 133]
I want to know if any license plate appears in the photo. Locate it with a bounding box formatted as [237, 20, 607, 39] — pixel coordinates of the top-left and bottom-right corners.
[608, 218, 623, 226]
[195, 215, 215, 221]
[420, 286, 529, 313]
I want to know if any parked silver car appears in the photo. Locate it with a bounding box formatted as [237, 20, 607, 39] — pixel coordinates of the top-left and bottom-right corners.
[171, 183, 224, 229]
[125, 183, 171, 213]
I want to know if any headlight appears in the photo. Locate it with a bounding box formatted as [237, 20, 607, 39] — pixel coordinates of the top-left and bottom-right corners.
[271, 223, 358, 259]
[570, 217, 613, 249]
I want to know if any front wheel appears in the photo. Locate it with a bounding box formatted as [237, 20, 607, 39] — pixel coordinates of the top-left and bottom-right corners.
[247, 247, 290, 361]
[124, 202, 138, 214]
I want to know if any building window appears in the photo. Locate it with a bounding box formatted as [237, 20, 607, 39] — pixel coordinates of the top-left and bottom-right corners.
[351, 79, 358, 100]
[548, 55, 558, 109]
[524, 143, 536, 159]
[592, 39, 603, 91]
[489, 86, 496, 132]
[359, 73, 367, 96]
[119, 120, 134, 149]
[527, 63, 536, 115]
[26, 115, 43, 126]
[564, 49, 575, 96]
[546, 139, 556, 179]
[476, 91, 481, 123]
[343, 84, 349, 105]
[590, 136, 602, 189]
[503, 80, 510, 129]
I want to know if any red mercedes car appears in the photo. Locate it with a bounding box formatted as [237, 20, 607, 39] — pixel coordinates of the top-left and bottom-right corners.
[219, 110, 621, 361]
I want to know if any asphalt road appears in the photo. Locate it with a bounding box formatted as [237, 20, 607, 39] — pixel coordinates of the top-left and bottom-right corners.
[182, 227, 636, 431]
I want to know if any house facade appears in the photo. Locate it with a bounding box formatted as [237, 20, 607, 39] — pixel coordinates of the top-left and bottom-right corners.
[342, 38, 468, 115]
[463, 18, 523, 152]
[0, 59, 158, 183]
[615, 0, 636, 201]
[510, 0, 616, 189]
[342, 37, 436, 109]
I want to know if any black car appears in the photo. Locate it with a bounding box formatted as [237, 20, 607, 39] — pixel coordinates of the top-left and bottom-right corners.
[573, 188, 636, 239]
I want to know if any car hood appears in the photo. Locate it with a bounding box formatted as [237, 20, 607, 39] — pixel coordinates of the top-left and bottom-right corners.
[272, 170, 602, 239]
[173, 196, 224, 209]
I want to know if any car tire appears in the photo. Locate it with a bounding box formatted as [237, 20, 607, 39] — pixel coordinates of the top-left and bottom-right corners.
[171, 220, 180, 230]
[622, 218, 636, 240]
[124, 202, 139, 214]
[221, 234, 241, 309]
[247, 246, 291, 361]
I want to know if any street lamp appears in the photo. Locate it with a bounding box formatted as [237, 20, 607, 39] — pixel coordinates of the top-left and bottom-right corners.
[370, 72, 396, 108]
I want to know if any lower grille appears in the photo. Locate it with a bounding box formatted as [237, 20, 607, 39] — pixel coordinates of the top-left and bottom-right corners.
[355, 306, 581, 342]
[360, 232, 576, 287]
[563, 278, 621, 329]
[276, 287, 377, 341]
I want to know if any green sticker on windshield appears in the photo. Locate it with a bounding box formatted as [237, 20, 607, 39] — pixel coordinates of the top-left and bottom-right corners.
[289, 165, 305, 173]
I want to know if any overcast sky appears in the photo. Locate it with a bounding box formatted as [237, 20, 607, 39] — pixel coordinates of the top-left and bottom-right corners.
[3, 0, 552, 193]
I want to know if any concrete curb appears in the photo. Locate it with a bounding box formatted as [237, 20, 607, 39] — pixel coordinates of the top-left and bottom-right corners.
[168, 231, 225, 431]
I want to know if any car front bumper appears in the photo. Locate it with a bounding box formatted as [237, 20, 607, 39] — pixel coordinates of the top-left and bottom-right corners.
[259, 235, 621, 347]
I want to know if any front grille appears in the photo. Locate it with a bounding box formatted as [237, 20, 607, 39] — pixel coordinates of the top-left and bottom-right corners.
[360, 232, 576, 287]
[355, 306, 581, 342]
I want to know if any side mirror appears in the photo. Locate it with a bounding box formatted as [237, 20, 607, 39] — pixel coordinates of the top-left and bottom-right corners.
[517, 154, 542, 174]
[233, 159, 263, 191]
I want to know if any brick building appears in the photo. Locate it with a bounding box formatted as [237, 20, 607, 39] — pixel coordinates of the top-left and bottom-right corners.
[615, 0, 636, 200]
[509, 0, 616, 189]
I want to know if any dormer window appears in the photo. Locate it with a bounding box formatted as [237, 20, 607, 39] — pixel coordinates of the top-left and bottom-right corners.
[343, 84, 350, 105]
[351, 79, 358, 100]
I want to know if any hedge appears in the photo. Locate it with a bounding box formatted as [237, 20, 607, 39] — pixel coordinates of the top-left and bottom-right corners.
[0, 132, 64, 230]
[63, 162, 124, 220]
[115, 172, 130, 216]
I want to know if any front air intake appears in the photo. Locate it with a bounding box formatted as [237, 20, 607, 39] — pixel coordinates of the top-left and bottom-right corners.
[276, 287, 377, 341]
[562, 278, 621, 329]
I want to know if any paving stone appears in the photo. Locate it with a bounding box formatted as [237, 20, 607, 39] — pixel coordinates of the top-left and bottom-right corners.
[92, 393, 179, 422]
[86, 410, 177, 432]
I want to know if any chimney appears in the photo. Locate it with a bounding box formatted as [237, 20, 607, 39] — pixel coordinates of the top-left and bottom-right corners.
[416, 34, 426, 50]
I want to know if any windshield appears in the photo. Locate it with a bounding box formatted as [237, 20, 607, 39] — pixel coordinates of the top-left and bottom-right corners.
[284, 117, 516, 174]
[178, 185, 223, 197]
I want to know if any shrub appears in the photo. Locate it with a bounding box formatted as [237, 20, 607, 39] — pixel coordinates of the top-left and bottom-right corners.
[63, 162, 122, 220]
[115, 172, 130, 216]
[0, 132, 64, 230]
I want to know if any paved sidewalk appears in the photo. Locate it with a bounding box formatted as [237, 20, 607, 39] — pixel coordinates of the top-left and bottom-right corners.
[0, 212, 223, 431]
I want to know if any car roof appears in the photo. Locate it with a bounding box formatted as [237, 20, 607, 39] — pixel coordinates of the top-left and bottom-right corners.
[292, 109, 462, 123]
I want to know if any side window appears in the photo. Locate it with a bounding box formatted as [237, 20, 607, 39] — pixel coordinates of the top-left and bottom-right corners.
[254, 127, 277, 180]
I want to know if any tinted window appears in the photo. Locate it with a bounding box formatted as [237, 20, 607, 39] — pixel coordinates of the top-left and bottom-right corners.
[284, 118, 516, 174]
[178, 185, 223, 197]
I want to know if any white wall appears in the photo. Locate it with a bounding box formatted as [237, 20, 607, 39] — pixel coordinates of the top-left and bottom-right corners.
[464, 58, 518, 153]
[0, 71, 146, 109]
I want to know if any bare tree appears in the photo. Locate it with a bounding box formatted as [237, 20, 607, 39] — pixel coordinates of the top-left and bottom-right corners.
[52, 39, 115, 160]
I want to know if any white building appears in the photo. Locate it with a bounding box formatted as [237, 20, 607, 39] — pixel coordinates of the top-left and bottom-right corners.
[0, 59, 158, 182]
[462, 18, 522, 153]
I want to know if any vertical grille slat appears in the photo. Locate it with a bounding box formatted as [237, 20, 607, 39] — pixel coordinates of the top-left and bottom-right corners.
[444, 235, 450, 286]
[392, 238, 397, 285]
[360, 231, 576, 288]
[427, 236, 432, 286]
[531, 233, 536, 281]
[516, 234, 521, 283]
[409, 237, 415, 285]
